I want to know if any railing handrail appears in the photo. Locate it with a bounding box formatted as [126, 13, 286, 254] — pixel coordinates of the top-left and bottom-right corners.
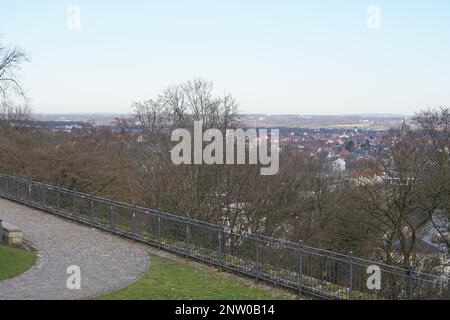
[0, 171, 449, 299]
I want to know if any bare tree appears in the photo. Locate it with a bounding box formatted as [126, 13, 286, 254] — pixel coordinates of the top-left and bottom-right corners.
[0, 43, 31, 130]
[357, 134, 428, 268]
[129, 79, 254, 230]
[355, 113, 450, 272]
[413, 107, 450, 248]
[0, 44, 28, 98]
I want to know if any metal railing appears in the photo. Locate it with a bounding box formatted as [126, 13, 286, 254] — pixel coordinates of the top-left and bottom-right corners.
[0, 218, 3, 244]
[0, 172, 449, 300]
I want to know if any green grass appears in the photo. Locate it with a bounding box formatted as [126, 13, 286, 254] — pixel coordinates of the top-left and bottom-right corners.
[0, 244, 36, 281]
[99, 256, 296, 300]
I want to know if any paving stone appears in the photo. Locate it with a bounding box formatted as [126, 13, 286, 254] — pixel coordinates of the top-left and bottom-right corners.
[0, 199, 149, 300]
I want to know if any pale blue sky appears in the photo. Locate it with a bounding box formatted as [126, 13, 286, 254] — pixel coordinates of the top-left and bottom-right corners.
[1, 0, 449, 115]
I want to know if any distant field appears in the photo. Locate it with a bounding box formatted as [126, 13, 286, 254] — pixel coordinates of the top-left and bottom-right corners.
[33, 113, 408, 130]
[0, 245, 36, 281]
[98, 255, 296, 300]
[240, 114, 407, 130]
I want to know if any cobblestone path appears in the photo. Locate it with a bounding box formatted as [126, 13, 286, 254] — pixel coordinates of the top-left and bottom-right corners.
[0, 199, 149, 299]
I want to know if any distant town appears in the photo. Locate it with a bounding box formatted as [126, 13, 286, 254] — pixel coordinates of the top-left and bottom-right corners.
[32, 112, 408, 180]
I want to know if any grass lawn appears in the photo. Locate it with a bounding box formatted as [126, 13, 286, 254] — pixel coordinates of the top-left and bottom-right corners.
[99, 255, 296, 300]
[0, 244, 36, 281]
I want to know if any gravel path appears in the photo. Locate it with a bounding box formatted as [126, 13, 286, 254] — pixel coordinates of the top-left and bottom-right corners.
[0, 198, 149, 300]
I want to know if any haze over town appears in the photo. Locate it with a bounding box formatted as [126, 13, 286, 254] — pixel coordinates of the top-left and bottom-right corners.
[1, 1, 450, 115]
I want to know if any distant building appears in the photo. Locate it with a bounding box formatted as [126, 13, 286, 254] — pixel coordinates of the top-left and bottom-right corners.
[332, 158, 346, 172]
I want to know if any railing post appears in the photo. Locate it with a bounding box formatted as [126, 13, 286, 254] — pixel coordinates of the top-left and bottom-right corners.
[57, 188, 60, 211]
[16, 180, 19, 199]
[28, 184, 32, 204]
[255, 233, 260, 284]
[298, 240, 303, 296]
[73, 193, 76, 218]
[219, 225, 224, 260]
[110, 204, 114, 231]
[6, 177, 8, 196]
[90, 198, 94, 227]
[157, 212, 161, 250]
[409, 267, 414, 300]
[0, 219, 3, 244]
[132, 211, 136, 241]
[348, 251, 353, 300]
[186, 218, 191, 259]
[42, 186, 46, 206]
